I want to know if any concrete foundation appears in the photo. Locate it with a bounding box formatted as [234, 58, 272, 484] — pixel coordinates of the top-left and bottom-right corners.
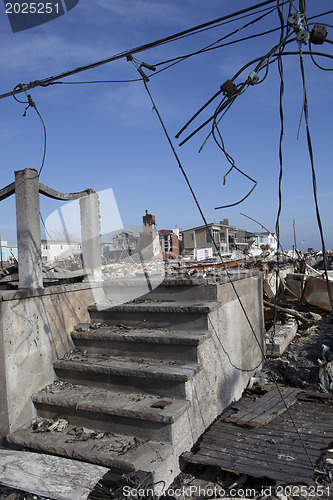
[0, 283, 103, 437]
[3, 272, 265, 487]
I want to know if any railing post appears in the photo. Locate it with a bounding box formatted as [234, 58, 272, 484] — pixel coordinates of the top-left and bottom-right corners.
[15, 168, 43, 289]
[80, 190, 102, 281]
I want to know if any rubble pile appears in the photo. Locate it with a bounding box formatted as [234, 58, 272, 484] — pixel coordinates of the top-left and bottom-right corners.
[103, 261, 165, 278]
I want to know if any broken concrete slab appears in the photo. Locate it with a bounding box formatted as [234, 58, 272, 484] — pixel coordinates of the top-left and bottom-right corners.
[285, 273, 307, 299]
[0, 449, 108, 500]
[303, 276, 333, 312]
[6, 422, 172, 480]
[265, 318, 298, 357]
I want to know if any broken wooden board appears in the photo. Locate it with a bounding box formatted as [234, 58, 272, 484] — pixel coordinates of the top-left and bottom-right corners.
[183, 391, 333, 485]
[0, 449, 108, 500]
[225, 386, 299, 427]
[0, 269, 88, 284]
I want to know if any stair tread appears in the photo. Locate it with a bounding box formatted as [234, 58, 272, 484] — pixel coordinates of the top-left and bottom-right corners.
[54, 353, 200, 381]
[33, 383, 190, 423]
[88, 300, 218, 313]
[6, 421, 172, 472]
[73, 326, 211, 345]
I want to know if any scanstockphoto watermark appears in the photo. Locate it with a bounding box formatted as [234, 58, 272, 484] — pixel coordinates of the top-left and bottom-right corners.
[3, 0, 80, 32]
[122, 485, 258, 499]
[122, 485, 332, 499]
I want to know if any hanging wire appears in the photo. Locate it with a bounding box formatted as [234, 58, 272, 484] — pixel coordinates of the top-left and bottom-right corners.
[240, 212, 282, 251]
[40, 211, 52, 240]
[0, 1, 283, 101]
[211, 104, 258, 209]
[177, 35, 297, 147]
[298, 46, 333, 311]
[43, 78, 142, 86]
[154, 6, 280, 70]
[305, 15, 333, 71]
[177, 45, 333, 150]
[139, 72, 316, 469]
[12, 86, 47, 177]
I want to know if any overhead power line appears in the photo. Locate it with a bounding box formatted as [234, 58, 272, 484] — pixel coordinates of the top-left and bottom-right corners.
[0, 0, 281, 101]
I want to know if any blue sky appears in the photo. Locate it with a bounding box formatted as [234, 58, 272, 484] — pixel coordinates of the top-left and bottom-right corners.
[0, 0, 332, 250]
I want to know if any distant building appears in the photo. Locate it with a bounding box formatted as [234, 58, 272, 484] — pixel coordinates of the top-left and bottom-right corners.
[249, 232, 277, 256]
[41, 240, 81, 263]
[182, 220, 249, 256]
[102, 231, 140, 261]
[139, 210, 161, 260]
[0, 241, 18, 264]
[159, 229, 179, 259]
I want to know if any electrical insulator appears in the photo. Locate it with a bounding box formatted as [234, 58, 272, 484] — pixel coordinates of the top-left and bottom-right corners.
[141, 62, 156, 72]
[288, 13, 301, 29]
[296, 29, 310, 44]
[220, 80, 237, 98]
[287, 11, 309, 44]
[248, 71, 259, 85]
[310, 25, 328, 45]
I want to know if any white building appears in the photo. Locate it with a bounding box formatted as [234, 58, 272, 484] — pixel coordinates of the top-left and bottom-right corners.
[249, 232, 277, 256]
[41, 240, 81, 264]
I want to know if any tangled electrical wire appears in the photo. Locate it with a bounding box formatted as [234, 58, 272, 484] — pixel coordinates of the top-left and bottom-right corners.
[12, 85, 47, 176]
[174, 2, 332, 212]
[128, 0, 333, 472]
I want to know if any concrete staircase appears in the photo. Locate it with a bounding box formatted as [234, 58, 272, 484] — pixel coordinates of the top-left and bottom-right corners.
[6, 276, 264, 487]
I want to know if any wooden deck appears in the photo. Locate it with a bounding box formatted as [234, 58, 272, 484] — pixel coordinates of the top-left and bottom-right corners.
[183, 387, 333, 485]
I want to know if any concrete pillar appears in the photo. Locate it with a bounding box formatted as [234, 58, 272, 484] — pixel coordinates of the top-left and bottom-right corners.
[80, 190, 102, 281]
[15, 168, 43, 290]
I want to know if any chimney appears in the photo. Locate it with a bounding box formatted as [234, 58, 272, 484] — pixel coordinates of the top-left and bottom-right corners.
[143, 210, 156, 226]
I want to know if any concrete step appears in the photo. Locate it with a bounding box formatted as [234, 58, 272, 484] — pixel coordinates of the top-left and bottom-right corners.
[32, 382, 190, 442]
[53, 353, 200, 398]
[88, 300, 219, 331]
[103, 280, 221, 303]
[72, 325, 211, 361]
[6, 421, 173, 480]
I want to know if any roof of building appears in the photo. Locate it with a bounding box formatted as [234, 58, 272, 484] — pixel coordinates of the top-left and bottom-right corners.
[182, 222, 236, 232]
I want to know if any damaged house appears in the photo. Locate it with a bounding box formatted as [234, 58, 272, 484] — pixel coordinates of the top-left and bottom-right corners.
[0, 169, 266, 497]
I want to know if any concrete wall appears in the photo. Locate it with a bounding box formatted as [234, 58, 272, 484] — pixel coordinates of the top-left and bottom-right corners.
[0, 283, 102, 438]
[170, 275, 265, 439]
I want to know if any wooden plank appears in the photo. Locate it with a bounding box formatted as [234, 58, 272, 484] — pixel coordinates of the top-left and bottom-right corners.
[182, 451, 315, 485]
[0, 450, 108, 500]
[223, 401, 333, 434]
[212, 419, 333, 442]
[221, 409, 333, 433]
[183, 392, 333, 486]
[199, 440, 319, 469]
[298, 390, 333, 401]
[203, 429, 325, 455]
[205, 428, 329, 450]
[225, 387, 299, 427]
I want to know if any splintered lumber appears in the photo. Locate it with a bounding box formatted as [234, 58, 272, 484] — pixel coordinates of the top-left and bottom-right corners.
[263, 300, 311, 327]
[225, 386, 299, 427]
[182, 391, 333, 485]
[0, 449, 108, 500]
